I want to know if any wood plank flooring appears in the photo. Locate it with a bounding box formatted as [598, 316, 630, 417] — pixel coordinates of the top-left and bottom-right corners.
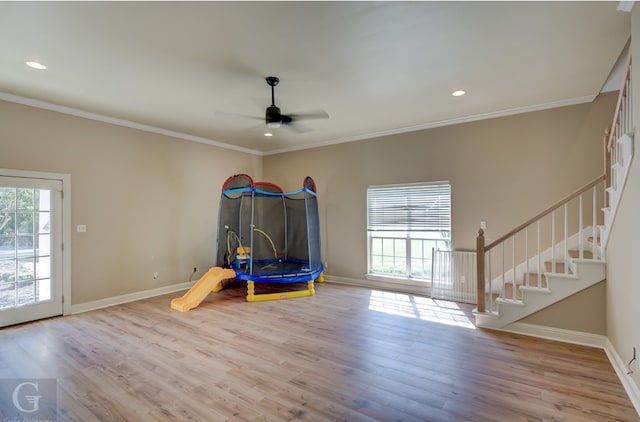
[0, 281, 637, 421]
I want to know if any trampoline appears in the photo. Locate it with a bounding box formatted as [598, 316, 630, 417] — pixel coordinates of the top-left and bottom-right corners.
[216, 174, 324, 301]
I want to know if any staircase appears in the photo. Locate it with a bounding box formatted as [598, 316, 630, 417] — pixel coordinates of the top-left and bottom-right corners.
[474, 52, 634, 329]
[476, 236, 607, 328]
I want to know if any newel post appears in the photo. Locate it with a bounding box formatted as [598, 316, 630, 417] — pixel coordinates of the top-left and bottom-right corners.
[476, 228, 485, 313]
[604, 127, 611, 208]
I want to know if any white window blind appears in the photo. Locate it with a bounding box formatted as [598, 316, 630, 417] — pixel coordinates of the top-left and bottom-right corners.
[367, 182, 451, 232]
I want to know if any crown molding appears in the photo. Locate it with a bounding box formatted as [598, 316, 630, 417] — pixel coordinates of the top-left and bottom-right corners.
[263, 94, 597, 155]
[0, 92, 263, 156]
[1, 91, 597, 158]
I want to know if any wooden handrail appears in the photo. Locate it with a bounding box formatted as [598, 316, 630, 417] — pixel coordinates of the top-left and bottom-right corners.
[484, 174, 605, 251]
[606, 50, 632, 152]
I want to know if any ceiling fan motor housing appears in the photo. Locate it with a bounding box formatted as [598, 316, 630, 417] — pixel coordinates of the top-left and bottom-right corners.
[266, 105, 282, 127]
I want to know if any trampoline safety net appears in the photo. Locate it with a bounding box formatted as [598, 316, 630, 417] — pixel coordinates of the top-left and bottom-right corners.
[216, 174, 323, 283]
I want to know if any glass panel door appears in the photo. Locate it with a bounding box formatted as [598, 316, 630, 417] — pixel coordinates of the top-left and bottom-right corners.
[0, 176, 62, 327]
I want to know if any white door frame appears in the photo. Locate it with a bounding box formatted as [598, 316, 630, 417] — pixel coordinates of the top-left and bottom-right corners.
[0, 168, 71, 317]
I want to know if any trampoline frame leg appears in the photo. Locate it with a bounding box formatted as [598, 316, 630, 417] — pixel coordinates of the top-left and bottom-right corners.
[246, 280, 316, 302]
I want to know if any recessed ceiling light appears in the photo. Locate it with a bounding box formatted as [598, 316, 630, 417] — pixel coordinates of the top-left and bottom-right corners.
[26, 61, 47, 70]
[264, 132, 273, 137]
[452, 90, 466, 97]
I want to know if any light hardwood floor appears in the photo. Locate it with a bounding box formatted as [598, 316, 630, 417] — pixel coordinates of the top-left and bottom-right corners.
[0, 281, 638, 421]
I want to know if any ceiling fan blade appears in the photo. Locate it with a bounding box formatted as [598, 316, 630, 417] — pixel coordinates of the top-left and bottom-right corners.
[282, 122, 312, 134]
[210, 60, 265, 82]
[214, 111, 263, 121]
[288, 110, 330, 121]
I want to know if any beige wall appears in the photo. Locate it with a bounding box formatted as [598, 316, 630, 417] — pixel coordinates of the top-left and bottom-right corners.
[0, 100, 261, 304]
[0, 78, 618, 334]
[606, 6, 640, 390]
[520, 281, 606, 334]
[264, 93, 617, 285]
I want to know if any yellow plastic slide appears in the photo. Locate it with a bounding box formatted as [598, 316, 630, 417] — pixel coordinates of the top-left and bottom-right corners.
[171, 267, 236, 312]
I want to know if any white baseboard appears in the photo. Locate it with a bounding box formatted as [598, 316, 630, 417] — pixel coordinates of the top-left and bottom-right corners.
[70, 281, 192, 314]
[604, 337, 640, 415]
[325, 274, 431, 296]
[499, 322, 607, 348]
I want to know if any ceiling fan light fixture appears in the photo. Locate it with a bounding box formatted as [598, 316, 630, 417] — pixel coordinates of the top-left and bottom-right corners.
[265, 104, 282, 128]
[452, 90, 466, 97]
[26, 60, 47, 70]
[264, 132, 273, 137]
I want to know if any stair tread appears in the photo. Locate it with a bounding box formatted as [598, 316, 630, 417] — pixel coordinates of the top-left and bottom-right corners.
[568, 249, 594, 259]
[496, 296, 525, 306]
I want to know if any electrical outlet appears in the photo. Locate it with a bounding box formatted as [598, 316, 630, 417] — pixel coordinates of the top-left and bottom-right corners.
[188, 267, 198, 283]
[627, 347, 637, 375]
[153, 272, 159, 279]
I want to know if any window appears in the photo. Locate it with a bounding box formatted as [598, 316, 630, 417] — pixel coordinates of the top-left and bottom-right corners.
[367, 181, 451, 280]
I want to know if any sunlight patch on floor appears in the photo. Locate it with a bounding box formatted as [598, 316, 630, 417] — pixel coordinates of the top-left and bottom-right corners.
[368, 290, 476, 329]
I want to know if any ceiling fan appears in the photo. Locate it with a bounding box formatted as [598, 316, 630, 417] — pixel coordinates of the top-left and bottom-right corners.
[262, 76, 329, 131]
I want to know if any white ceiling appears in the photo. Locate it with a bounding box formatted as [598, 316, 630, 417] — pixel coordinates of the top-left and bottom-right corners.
[0, 2, 631, 155]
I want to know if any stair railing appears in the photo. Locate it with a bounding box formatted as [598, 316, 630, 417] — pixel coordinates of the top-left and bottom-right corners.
[476, 50, 632, 314]
[605, 51, 632, 199]
[476, 175, 605, 313]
